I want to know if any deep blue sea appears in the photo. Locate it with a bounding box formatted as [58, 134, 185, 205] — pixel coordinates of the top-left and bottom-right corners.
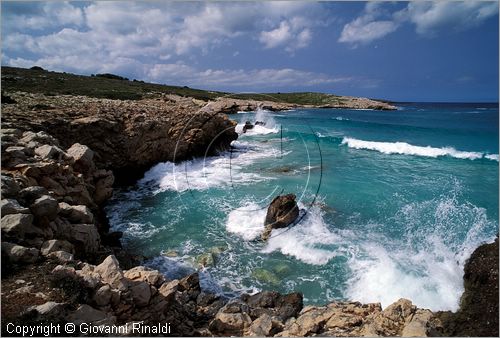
[107, 103, 499, 311]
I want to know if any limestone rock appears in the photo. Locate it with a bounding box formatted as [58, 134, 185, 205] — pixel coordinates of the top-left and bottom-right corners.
[18, 186, 49, 205]
[47, 250, 74, 263]
[34, 144, 65, 160]
[20, 131, 59, 146]
[1, 198, 30, 215]
[129, 281, 152, 307]
[94, 255, 127, 291]
[209, 311, 252, 336]
[402, 309, 433, 336]
[66, 143, 95, 172]
[94, 284, 113, 307]
[59, 203, 94, 223]
[124, 266, 165, 287]
[1, 175, 20, 197]
[67, 304, 116, 326]
[40, 239, 74, 256]
[248, 313, 276, 336]
[70, 224, 100, 254]
[158, 280, 179, 302]
[1, 213, 42, 238]
[2, 242, 39, 263]
[28, 301, 66, 317]
[262, 194, 299, 240]
[179, 273, 200, 292]
[93, 170, 114, 204]
[30, 195, 59, 220]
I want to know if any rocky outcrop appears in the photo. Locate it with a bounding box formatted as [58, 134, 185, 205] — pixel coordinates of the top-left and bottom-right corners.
[432, 236, 499, 337]
[200, 98, 296, 114]
[1, 128, 113, 264]
[6, 252, 438, 337]
[262, 194, 300, 240]
[199, 96, 397, 113]
[2, 92, 238, 184]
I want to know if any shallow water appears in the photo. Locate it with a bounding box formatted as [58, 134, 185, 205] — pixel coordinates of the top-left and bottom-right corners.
[107, 103, 499, 311]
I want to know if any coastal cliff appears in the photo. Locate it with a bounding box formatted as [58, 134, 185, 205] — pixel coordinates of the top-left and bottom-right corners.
[1, 82, 497, 336]
[1, 92, 237, 185]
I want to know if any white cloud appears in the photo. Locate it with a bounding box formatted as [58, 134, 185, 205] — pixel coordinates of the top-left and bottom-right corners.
[259, 16, 314, 52]
[260, 21, 293, 49]
[3, 2, 326, 60]
[339, 2, 400, 45]
[339, 1, 498, 45]
[147, 63, 347, 88]
[3, 2, 83, 31]
[405, 1, 499, 35]
[339, 17, 398, 45]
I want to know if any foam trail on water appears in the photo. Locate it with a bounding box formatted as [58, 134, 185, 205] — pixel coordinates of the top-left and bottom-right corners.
[139, 141, 279, 193]
[342, 137, 489, 160]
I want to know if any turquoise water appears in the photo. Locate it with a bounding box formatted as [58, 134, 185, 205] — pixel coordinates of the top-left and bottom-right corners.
[107, 103, 499, 311]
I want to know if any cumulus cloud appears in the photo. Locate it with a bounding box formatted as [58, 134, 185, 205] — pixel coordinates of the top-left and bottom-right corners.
[405, 1, 499, 35]
[339, 1, 498, 45]
[2, 1, 337, 89]
[339, 2, 401, 45]
[259, 17, 313, 52]
[2, 2, 83, 31]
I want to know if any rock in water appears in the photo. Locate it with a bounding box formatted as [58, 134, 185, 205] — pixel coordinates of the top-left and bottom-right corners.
[262, 194, 299, 240]
[242, 121, 254, 133]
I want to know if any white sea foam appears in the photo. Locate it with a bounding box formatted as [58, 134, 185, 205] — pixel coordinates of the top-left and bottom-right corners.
[342, 137, 485, 160]
[235, 108, 280, 135]
[334, 116, 350, 121]
[262, 205, 340, 265]
[345, 194, 496, 311]
[485, 154, 499, 161]
[235, 124, 280, 135]
[226, 202, 267, 240]
[139, 141, 280, 193]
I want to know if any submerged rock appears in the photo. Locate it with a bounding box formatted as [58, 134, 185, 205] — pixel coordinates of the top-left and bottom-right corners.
[252, 268, 280, 286]
[196, 252, 216, 268]
[262, 194, 299, 240]
[273, 263, 291, 277]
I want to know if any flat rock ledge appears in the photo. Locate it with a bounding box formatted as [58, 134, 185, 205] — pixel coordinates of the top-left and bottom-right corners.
[1, 93, 496, 337]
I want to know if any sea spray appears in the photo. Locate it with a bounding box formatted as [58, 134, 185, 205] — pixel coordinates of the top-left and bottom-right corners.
[235, 108, 280, 135]
[345, 189, 497, 311]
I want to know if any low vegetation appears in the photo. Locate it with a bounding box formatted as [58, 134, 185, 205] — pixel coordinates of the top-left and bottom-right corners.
[1, 66, 374, 106]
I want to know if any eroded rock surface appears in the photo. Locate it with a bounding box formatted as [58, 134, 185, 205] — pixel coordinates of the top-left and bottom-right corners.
[2, 92, 238, 184]
[262, 194, 300, 240]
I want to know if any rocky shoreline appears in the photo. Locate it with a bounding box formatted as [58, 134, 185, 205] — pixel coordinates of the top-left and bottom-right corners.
[1, 92, 497, 336]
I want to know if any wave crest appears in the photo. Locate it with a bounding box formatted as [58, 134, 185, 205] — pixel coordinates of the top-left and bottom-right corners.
[342, 137, 498, 161]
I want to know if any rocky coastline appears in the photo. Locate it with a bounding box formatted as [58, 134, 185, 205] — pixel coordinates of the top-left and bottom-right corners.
[1, 91, 498, 337]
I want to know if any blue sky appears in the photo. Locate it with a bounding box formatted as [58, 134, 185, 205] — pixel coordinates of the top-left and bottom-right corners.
[1, 1, 499, 102]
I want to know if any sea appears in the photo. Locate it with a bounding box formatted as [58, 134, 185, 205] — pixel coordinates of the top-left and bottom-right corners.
[106, 102, 499, 312]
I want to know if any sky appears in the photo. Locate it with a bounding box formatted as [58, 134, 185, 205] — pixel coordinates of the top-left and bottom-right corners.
[1, 1, 499, 102]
